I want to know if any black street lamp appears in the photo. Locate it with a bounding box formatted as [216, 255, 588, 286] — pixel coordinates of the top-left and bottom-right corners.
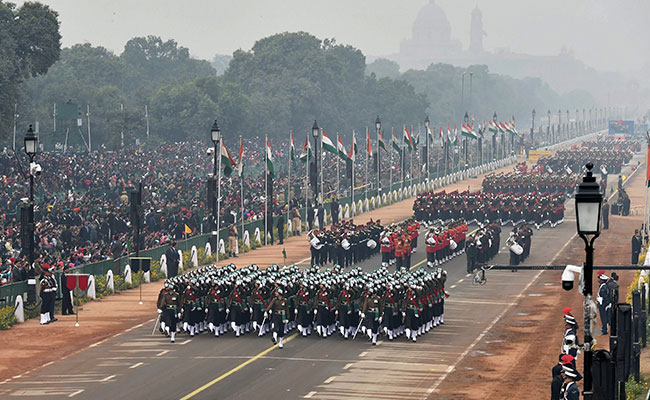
[424, 115, 430, 180]
[463, 112, 469, 168]
[375, 116, 381, 193]
[210, 119, 221, 260]
[547, 110, 552, 144]
[575, 162, 603, 400]
[558, 109, 562, 142]
[312, 120, 320, 204]
[23, 125, 38, 302]
[531, 109, 536, 148]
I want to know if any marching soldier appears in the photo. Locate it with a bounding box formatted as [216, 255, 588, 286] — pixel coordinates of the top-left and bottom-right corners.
[361, 287, 382, 345]
[265, 288, 290, 348]
[157, 281, 180, 342]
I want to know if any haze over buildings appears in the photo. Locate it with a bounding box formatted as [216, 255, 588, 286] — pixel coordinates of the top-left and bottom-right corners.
[19, 0, 650, 110]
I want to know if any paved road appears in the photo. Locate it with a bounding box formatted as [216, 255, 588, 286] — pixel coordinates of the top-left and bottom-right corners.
[0, 156, 636, 400]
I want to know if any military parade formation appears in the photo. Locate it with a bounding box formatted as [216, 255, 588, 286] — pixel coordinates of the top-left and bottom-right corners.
[306, 219, 383, 267]
[157, 262, 448, 346]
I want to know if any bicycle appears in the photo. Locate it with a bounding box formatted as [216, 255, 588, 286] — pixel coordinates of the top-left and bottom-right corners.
[472, 264, 493, 286]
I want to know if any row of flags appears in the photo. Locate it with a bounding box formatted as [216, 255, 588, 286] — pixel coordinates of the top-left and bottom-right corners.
[217, 119, 520, 178]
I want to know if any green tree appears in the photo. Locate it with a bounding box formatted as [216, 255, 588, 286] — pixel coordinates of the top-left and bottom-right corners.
[366, 58, 401, 80]
[0, 0, 60, 144]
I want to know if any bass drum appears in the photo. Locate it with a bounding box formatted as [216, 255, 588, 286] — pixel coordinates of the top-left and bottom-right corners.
[310, 237, 324, 250]
[510, 243, 524, 255]
[449, 239, 458, 250]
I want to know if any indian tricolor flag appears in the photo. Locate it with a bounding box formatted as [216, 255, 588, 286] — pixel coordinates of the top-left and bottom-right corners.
[403, 126, 414, 152]
[266, 137, 274, 177]
[321, 131, 337, 156]
[439, 127, 444, 146]
[488, 120, 498, 134]
[377, 128, 386, 152]
[366, 127, 372, 159]
[290, 131, 296, 167]
[461, 123, 478, 139]
[221, 139, 236, 177]
[348, 131, 356, 162]
[300, 135, 312, 163]
[336, 134, 347, 160]
[391, 128, 401, 154]
[237, 136, 244, 177]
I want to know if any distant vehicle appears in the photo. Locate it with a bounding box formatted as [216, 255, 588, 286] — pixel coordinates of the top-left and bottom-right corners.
[608, 120, 634, 139]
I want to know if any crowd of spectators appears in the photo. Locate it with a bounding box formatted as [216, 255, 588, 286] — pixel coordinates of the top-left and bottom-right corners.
[0, 134, 395, 286]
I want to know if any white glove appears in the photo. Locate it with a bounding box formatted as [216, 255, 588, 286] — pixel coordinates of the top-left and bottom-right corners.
[402, 312, 406, 318]
[335, 310, 339, 316]
[605, 303, 612, 311]
[249, 308, 253, 314]
[264, 311, 268, 318]
[378, 316, 383, 324]
[294, 308, 298, 314]
[314, 309, 317, 315]
[347, 310, 352, 315]
[205, 308, 208, 313]
[226, 308, 230, 314]
[597, 296, 603, 306]
[157, 309, 162, 314]
[360, 313, 365, 319]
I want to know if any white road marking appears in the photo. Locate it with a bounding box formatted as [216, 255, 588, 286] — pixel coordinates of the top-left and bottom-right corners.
[101, 375, 116, 382]
[450, 285, 457, 289]
[42, 362, 54, 368]
[304, 391, 317, 398]
[89, 339, 108, 348]
[422, 270, 543, 398]
[156, 350, 170, 357]
[343, 363, 353, 370]
[359, 351, 367, 357]
[68, 389, 84, 397]
[129, 362, 144, 369]
[324, 376, 336, 384]
[12, 375, 22, 379]
[457, 279, 464, 283]
[179, 339, 192, 345]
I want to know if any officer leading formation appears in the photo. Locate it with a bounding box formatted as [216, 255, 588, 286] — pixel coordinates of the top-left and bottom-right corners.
[157, 263, 449, 346]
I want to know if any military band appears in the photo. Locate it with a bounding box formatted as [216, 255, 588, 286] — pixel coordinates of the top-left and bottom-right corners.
[308, 219, 383, 267]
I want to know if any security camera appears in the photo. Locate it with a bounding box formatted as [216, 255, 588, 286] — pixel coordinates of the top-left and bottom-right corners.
[562, 264, 584, 291]
[29, 163, 42, 176]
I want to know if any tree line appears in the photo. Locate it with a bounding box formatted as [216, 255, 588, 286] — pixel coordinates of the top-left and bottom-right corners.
[2, 1, 596, 150]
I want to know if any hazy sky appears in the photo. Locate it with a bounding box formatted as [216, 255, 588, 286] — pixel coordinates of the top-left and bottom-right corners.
[24, 0, 650, 72]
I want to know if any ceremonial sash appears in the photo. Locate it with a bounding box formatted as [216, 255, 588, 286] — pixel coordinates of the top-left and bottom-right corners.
[254, 290, 268, 308]
[299, 290, 312, 311]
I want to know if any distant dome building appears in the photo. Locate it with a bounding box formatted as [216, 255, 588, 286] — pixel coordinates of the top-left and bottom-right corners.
[397, 0, 463, 70]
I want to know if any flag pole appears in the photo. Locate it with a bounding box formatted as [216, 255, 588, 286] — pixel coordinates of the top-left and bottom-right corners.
[320, 129, 324, 206]
[305, 134, 309, 232]
[399, 125, 406, 191]
[336, 133, 340, 201]
[240, 136, 244, 251]
[365, 127, 369, 204]
[389, 128, 393, 200]
[216, 138, 222, 262]
[264, 134, 268, 246]
[288, 131, 292, 237]
[351, 130, 355, 216]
